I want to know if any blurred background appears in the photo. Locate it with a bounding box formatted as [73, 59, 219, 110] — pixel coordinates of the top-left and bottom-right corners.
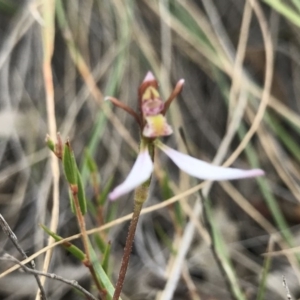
[1, 0, 300, 299]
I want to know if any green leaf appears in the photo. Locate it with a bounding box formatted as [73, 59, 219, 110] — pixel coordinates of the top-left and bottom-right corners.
[174, 202, 184, 227]
[202, 196, 246, 300]
[45, 135, 55, 152]
[161, 173, 173, 200]
[63, 141, 78, 186]
[84, 149, 98, 173]
[160, 174, 184, 227]
[105, 202, 117, 224]
[102, 241, 111, 274]
[155, 223, 177, 255]
[0, 0, 18, 15]
[89, 242, 118, 300]
[40, 224, 86, 261]
[98, 176, 114, 206]
[256, 249, 272, 300]
[77, 169, 87, 215]
[263, 0, 300, 28]
[68, 189, 75, 214]
[94, 234, 107, 254]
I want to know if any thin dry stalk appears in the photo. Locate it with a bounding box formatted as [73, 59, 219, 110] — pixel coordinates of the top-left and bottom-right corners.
[220, 181, 300, 283]
[158, 203, 202, 300]
[223, 0, 274, 167]
[157, 0, 263, 297]
[246, 108, 300, 202]
[228, 1, 253, 120]
[39, 1, 60, 299]
[57, 0, 138, 151]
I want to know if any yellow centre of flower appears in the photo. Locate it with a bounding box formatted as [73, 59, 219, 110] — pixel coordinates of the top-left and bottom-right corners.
[143, 114, 173, 137]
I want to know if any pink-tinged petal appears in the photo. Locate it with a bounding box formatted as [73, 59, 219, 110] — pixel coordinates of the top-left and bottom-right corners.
[142, 99, 164, 116]
[158, 143, 264, 181]
[139, 72, 158, 100]
[109, 149, 154, 200]
[143, 71, 155, 83]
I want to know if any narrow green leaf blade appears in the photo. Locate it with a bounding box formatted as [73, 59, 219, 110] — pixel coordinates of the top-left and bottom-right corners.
[77, 169, 87, 215]
[94, 234, 107, 254]
[89, 242, 118, 300]
[63, 141, 78, 186]
[84, 149, 98, 173]
[101, 241, 111, 274]
[98, 176, 114, 206]
[68, 189, 75, 214]
[40, 224, 86, 261]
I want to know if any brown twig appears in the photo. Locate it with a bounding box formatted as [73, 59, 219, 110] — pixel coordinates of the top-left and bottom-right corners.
[0, 255, 97, 300]
[71, 192, 107, 298]
[282, 276, 292, 300]
[0, 215, 47, 300]
[71, 193, 90, 263]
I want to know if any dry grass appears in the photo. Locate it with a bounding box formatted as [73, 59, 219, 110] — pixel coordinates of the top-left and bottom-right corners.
[1, 0, 300, 299]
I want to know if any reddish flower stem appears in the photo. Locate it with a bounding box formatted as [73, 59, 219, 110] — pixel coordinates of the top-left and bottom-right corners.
[113, 140, 154, 300]
[112, 175, 151, 300]
[112, 201, 143, 300]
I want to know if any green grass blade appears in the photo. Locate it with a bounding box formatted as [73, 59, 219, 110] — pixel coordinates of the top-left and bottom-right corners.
[256, 245, 273, 300]
[102, 241, 111, 274]
[76, 168, 87, 215]
[202, 195, 246, 300]
[263, 0, 300, 27]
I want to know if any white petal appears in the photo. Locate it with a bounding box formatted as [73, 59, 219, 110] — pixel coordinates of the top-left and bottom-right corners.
[158, 144, 264, 181]
[109, 149, 154, 200]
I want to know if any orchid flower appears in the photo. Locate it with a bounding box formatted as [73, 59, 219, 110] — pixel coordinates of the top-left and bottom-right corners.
[106, 72, 264, 200]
